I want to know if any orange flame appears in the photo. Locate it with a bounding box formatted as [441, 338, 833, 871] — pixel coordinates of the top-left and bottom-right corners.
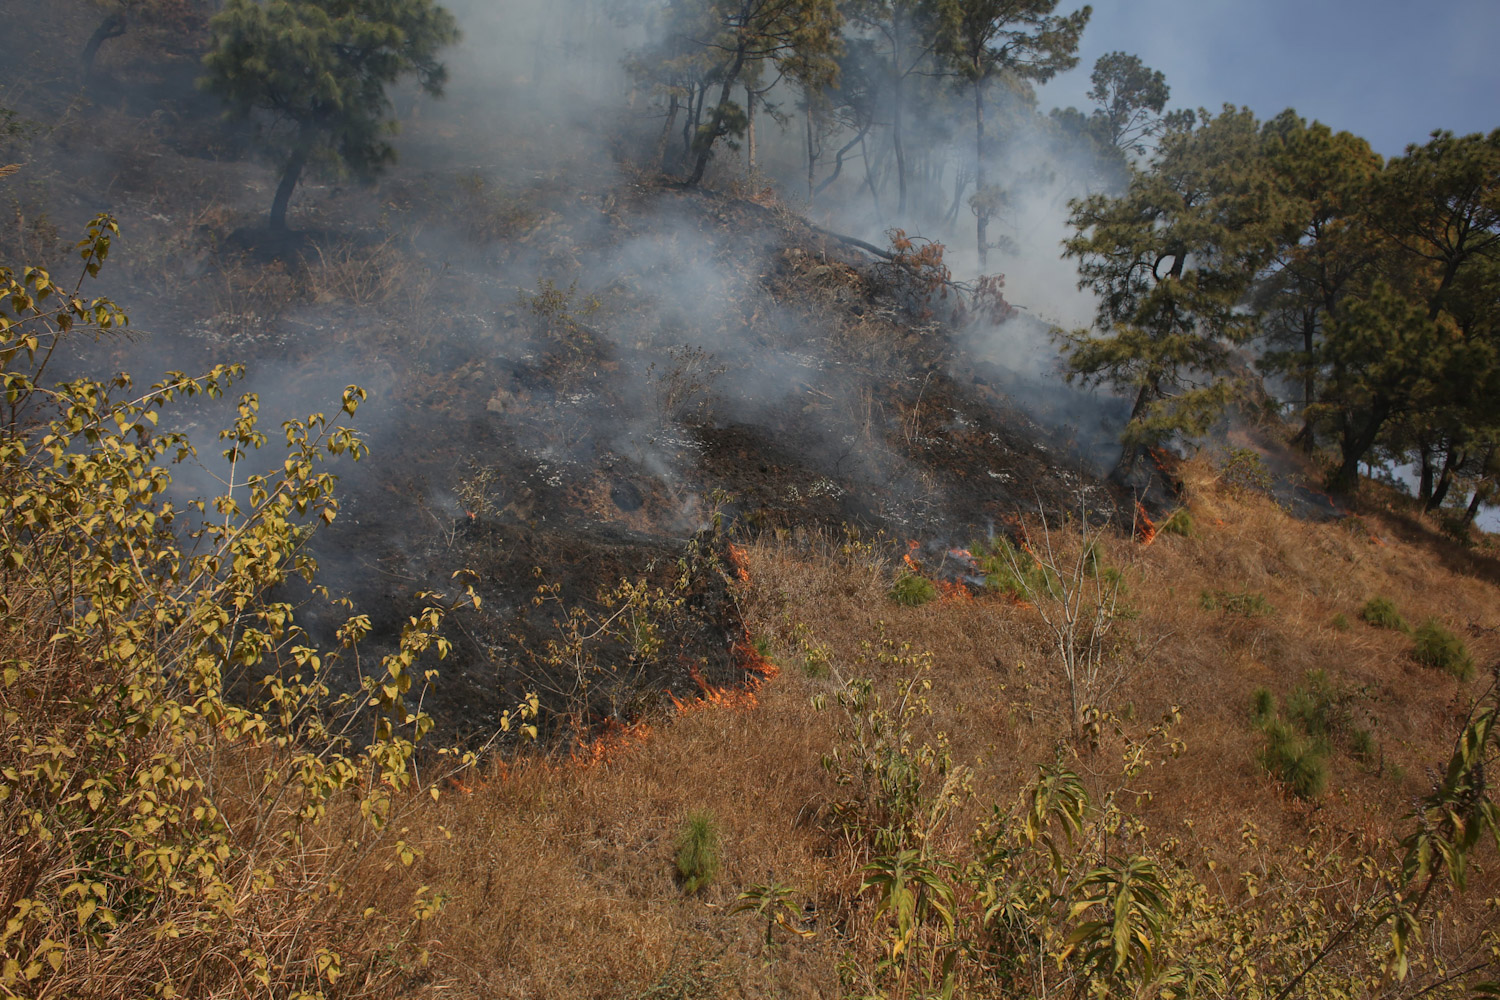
[569, 718, 654, 768]
[563, 541, 777, 767]
[937, 579, 973, 602]
[670, 662, 762, 715]
[1135, 502, 1158, 546]
[726, 543, 752, 583]
[903, 539, 921, 572]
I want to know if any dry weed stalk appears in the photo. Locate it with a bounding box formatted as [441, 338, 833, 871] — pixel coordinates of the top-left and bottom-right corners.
[1004, 505, 1128, 747]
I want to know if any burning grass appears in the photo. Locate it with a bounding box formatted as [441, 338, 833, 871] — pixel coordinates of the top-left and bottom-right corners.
[392, 457, 1500, 997]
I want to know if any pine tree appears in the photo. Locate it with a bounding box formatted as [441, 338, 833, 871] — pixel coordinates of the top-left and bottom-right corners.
[1291, 130, 1500, 495]
[1061, 107, 1282, 475]
[81, 0, 207, 84]
[200, 0, 459, 231]
[933, 0, 1089, 266]
[1253, 112, 1383, 453]
[1374, 130, 1500, 504]
[843, 0, 943, 214]
[641, 0, 840, 186]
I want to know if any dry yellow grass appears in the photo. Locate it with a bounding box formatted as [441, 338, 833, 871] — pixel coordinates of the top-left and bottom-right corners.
[406, 460, 1500, 998]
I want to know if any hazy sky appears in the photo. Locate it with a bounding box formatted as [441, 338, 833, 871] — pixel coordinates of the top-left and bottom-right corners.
[1037, 0, 1500, 159]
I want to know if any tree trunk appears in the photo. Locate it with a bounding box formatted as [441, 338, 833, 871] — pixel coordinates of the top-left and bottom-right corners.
[815, 127, 870, 197]
[972, 80, 988, 267]
[686, 46, 747, 186]
[892, 22, 907, 215]
[81, 13, 128, 83]
[683, 83, 704, 166]
[1464, 484, 1487, 525]
[1329, 406, 1390, 494]
[657, 93, 680, 171]
[859, 134, 881, 217]
[269, 140, 311, 232]
[1294, 309, 1318, 452]
[1428, 447, 1462, 511]
[745, 84, 756, 175]
[1112, 382, 1154, 479]
[1418, 440, 1436, 505]
[945, 166, 969, 228]
[805, 108, 816, 202]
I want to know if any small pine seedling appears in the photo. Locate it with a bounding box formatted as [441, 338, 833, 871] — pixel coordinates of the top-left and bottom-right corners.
[1412, 618, 1474, 681]
[675, 811, 721, 894]
[889, 573, 938, 607]
[1360, 596, 1408, 631]
[1160, 508, 1194, 537]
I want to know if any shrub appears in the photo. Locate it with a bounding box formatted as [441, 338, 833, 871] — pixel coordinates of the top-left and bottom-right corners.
[1438, 510, 1475, 548]
[1360, 597, 1408, 631]
[1200, 589, 1275, 617]
[1412, 619, 1475, 681]
[972, 536, 1059, 601]
[1285, 670, 1349, 742]
[1222, 448, 1273, 495]
[1331, 612, 1350, 631]
[0, 218, 515, 998]
[802, 642, 832, 679]
[889, 573, 938, 607]
[675, 811, 721, 893]
[1254, 672, 1380, 794]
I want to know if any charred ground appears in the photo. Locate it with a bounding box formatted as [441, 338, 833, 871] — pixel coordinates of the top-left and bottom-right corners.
[2, 11, 1144, 741]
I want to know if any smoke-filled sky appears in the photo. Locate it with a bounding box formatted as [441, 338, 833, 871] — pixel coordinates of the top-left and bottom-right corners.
[1038, 0, 1500, 158]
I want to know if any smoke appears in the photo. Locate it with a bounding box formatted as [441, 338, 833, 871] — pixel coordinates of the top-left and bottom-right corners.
[0, 0, 1169, 734]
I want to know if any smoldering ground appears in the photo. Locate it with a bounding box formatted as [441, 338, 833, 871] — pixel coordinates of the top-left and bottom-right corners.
[0, 0, 1153, 738]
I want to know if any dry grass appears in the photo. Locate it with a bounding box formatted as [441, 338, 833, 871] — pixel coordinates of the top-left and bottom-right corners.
[401, 460, 1500, 997]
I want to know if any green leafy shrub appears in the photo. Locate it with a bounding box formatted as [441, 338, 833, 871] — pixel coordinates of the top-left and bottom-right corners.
[1331, 612, 1350, 631]
[1221, 447, 1273, 495]
[1360, 596, 1408, 631]
[675, 811, 721, 893]
[1412, 619, 1475, 681]
[889, 573, 938, 606]
[801, 643, 832, 678]
[0, 218, 527, 997]
[1285, 670, 1346, 741]
[1200, 589, 1275, 616]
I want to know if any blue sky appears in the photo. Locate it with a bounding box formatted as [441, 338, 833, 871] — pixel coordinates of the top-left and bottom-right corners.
[1037, 0, 1500, 158]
